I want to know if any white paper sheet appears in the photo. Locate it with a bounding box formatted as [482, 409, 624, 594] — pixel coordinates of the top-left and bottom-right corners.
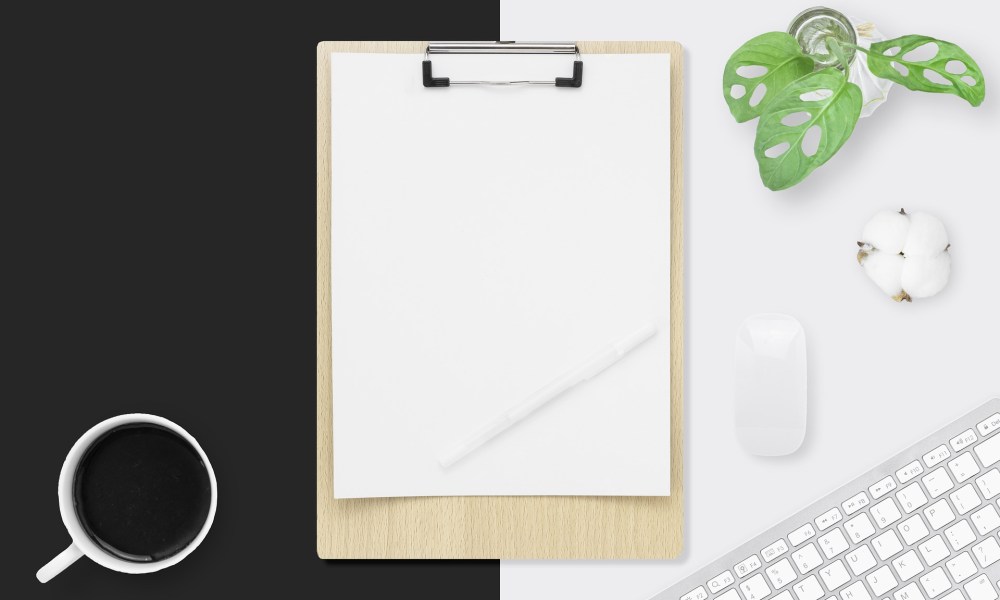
[330, 52, 672, 498]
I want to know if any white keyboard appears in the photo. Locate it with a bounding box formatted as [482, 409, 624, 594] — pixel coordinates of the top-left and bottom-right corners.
[654, 399, 1000, 600]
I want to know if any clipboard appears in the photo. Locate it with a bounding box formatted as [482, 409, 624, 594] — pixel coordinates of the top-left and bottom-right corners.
[317, 41, 684, 559]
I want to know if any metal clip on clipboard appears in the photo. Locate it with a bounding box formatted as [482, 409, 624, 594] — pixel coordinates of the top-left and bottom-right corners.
[422, 41, 583, 88]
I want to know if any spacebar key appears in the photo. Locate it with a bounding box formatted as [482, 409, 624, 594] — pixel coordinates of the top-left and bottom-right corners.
[975, 435, 1000, 468]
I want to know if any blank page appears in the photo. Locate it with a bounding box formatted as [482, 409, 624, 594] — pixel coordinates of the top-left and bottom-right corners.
[330, 52, 671, 498]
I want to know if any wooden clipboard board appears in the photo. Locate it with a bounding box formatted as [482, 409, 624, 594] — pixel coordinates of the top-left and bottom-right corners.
[317, 41, 684, 559]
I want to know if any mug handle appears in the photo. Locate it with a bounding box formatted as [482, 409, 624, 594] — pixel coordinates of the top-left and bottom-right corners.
[37, 543, 84, 583]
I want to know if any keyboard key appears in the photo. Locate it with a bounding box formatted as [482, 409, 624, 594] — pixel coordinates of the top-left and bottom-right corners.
[820, 560, 851, 591]
[816, 508, 843, 531]
[681, 586, 708, 600]
[919, 567, 951, 599]
[789, 524, 817, 546]
[975, 433, 1000, 468]
[972, 537, 1000, 568]
[819, 528, 850, 559]
[874, 530, 905, 560]
[868, 565, 899, 596]
[924, 445, 952, 469]
[977, 413, 1000, 437]
[940, 590, 965, 600]
[975, 469, 1000, 499]
[924, 499, 956, 530]
[922, 468, 955, 498]
[736, 555, 763, 578]
[894, 582, 926, 600]
[793, 575, 824, 600]
[763, 539, 789, 563]
[842, 492, 870, 515]
[971, 505, 1000, 535]
[900, 514, 931, 545]
[948, 453, 981, 483]
[766, 559, 796, 589]
[772, 591, 793, 600]
[716, 590, 740, 600]
[893, 550, 924, 581]
[846, 545, 877, 576]
[964, 575, 998, 600]
[898, 483, 929, 513]
[944, 520, 977, 551]
[708, 571, 735, 593]
[841, 581, 871, 600]
[870, 476, 898, 499]
[951, 484, 983, 514]
[845, 514, 876, 543]
[792, 543, 823, 575]
[740, 573, 771, 600]
[917, 535, 950, 566]
[872, 498, 903, 528]
[898, 461, 925, 484]
[945, 552, 977, 583]
[951, 429, 978, 452]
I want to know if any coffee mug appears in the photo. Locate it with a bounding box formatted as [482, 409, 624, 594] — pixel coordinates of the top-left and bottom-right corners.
[37, 414, 217, 582]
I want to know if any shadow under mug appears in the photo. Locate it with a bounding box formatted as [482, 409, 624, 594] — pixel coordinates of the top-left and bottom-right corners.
[36, 414, 218, 582]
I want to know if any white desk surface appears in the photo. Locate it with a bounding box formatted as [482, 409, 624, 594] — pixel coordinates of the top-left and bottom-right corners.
[500, 1, 1000, 598]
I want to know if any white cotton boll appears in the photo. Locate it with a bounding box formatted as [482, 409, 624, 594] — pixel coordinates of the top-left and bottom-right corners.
[902, 253, 951, 299]
[861, 210, 910, 254]
[902, 212, 949, 258]
[858, 208, 951, 302]
[861, 251, 905, 297]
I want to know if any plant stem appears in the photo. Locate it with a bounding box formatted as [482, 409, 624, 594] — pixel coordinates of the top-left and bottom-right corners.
[840, 41, 870, 54]
[826, 37, 852, 73]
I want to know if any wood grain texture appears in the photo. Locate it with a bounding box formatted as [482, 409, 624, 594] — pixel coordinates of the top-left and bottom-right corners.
[317, 41, 684, 559]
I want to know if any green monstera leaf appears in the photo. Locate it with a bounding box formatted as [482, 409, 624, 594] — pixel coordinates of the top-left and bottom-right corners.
[723, 32, 815, 123]
[865, 35, 985, 107]
[754, 69, 863, 191]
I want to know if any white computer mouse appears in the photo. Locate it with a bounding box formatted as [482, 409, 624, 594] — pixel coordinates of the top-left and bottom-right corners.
[735, 314, 807, 456]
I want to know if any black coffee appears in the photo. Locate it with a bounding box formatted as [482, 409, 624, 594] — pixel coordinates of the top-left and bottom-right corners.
[73, 424, 212, 562]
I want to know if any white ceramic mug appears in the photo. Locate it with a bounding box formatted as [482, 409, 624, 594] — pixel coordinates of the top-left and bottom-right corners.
[36, 414, 217, 583]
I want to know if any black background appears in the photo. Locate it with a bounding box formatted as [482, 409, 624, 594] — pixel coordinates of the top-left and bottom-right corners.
[7, 1, 500, 597]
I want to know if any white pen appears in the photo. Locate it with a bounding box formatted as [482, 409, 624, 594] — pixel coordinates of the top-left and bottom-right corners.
[437, 323, 658, 468]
